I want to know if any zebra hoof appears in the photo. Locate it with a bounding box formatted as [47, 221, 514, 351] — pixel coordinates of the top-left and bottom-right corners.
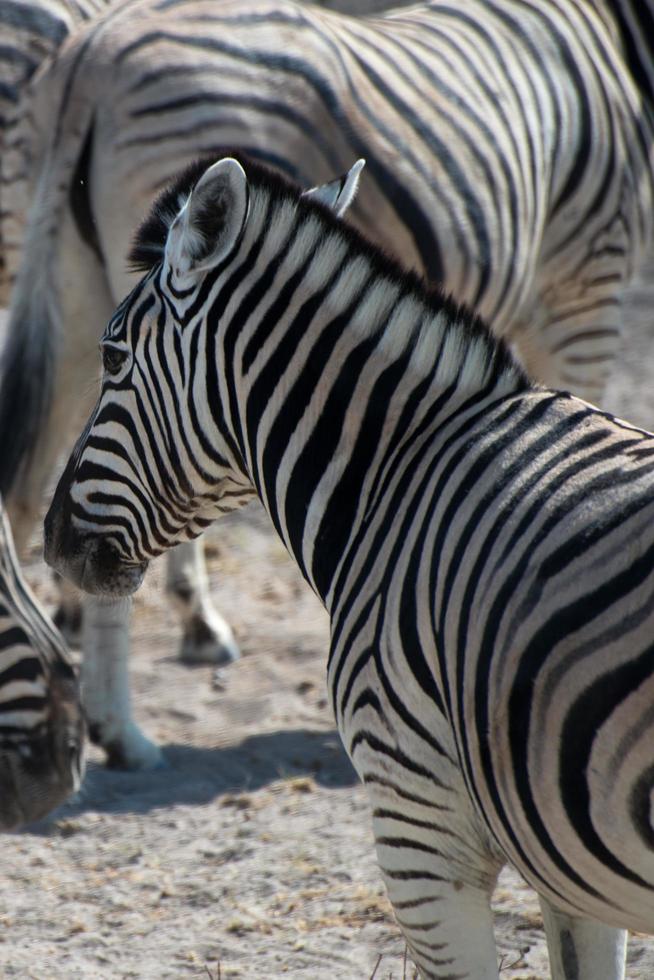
[90, 721, 166, 770]
[178, 613, 240, 666]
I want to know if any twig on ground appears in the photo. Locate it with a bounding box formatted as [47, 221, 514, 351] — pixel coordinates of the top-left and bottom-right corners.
[369, 953, 383, 979]
[499, 951, 526, 972]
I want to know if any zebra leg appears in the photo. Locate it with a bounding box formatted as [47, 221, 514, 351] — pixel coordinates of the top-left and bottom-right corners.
[165, 539, 240, 665]
[81, 595, 165, 770]
[539, 896, 627, 980]
[371, 808, 501, 979]
[52, 572, 83, 646]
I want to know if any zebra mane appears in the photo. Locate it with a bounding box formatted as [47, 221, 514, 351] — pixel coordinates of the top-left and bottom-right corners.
[129, 152, 530, 391]
[128, 151, 307, 274]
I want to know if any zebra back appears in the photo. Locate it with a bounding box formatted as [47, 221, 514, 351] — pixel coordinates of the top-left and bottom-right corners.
[0, 0, 110, 302]
[0, 0, 107, 130]
[1, 0, 653, 520]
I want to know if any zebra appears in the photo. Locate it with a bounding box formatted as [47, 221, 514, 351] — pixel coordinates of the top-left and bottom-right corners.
[0, 0, 110, 293]
[0, 0, 108, 133]
[44, 153, 654, 979]
[2, 0, 653, 770]
[0, 0, 416, 773]
[0, 492, 84, 829]
[0, 0, 397, 141]
[0, 1, 243, 771]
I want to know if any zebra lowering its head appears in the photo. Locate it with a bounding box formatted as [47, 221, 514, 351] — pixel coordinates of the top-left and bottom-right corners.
[0, 498, 84, 828]
[46, 155, 654, 977]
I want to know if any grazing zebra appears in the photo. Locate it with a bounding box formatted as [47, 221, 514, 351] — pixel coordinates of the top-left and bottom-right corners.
[45, 154, 654, 978]
[0, 494, 84, 829]
[3, 0, 653, 770]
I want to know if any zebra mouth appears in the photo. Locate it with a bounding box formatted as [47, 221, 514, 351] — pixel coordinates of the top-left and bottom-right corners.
[44, 529, 148, 598]
[77, 542, 148, 598]
[74, 541, 148, 597]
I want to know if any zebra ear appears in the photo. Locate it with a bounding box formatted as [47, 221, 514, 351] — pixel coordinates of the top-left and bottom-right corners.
[302, 159, 365, 217]
[164, 157, 249, 283]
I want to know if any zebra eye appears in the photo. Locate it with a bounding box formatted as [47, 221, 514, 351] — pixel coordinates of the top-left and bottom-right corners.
[101, 344, 128, 376]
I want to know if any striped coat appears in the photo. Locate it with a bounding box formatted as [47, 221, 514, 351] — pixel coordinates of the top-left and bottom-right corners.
[44, 152, 654, 980]
[1, 0, 652, 773]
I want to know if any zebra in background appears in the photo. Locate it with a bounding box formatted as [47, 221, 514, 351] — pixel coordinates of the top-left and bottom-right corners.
[2, 0, 653, 769]
[0, 0, 110, 289]
[0, 493, 84, 829]
[0, 0, 409, 280]
[0, 1, 242, 771]
[45, 153, 654, 979]
[0, 0, 107, 132]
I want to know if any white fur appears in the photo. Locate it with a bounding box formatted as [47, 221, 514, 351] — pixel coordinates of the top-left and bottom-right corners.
[165, 158, 249, 285]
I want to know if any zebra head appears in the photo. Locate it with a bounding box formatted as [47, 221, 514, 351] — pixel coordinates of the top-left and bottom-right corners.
[44, 155, 364, 597]
[0, 505, 85, 829]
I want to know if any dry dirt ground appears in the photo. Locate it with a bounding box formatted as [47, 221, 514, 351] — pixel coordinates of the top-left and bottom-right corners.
[1, 264, 654, 980]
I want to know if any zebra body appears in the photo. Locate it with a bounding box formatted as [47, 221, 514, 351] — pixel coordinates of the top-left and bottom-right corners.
[0, 0, 108, 132]
[0, 0, 398, 137]
[45, 156, 654, 978]
[0, 496, 84, 828]
[2, 0, 653, 392]
[3, 0, 653, 770]
[0, 0, 108, 269]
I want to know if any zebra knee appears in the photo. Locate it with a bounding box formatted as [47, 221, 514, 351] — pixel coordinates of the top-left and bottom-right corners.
[374, 842, 500, 978]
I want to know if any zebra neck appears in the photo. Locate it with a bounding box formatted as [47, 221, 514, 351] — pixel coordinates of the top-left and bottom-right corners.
[225, 195, 529, 605]
[603, 1, 654, 111]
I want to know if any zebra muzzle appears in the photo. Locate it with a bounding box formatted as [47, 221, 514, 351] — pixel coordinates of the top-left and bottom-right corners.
[43, 512, 148, 598]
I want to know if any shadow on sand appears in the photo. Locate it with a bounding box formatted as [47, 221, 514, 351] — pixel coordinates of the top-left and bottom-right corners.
[24, 726, 358, 832]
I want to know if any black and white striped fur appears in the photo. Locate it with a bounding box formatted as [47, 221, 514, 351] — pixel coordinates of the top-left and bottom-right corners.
[0, 495, 84, 829]
[3, 0, 653, 771]
[0, 0, 107, 131]
[1, 0, 652, 392]
[0, 0, 406, 771]
[0, 0, 245, 770]
[0, 0, 109, 283]
[46, 155, 654, 978]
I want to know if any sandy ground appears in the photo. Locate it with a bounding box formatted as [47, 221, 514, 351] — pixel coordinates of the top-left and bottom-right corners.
[0, 263, 654, 979]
